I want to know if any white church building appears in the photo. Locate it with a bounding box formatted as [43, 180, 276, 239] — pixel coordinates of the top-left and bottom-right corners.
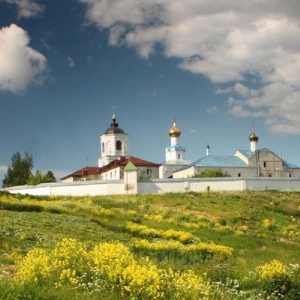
[173, 131, 300, 179]
[61, 114, 160, 182]
[159, 121, 192, 179]
[62, 115, 300, 182]
[5, 116, 300, 196]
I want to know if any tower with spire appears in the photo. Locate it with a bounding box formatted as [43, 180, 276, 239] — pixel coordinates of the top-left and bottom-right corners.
[206, 144, 211, 156]
[159, 120, 192, 179]
[165, 120, 186, 161]
[249, 131, 259, 152]
[98, 113, 129, 167]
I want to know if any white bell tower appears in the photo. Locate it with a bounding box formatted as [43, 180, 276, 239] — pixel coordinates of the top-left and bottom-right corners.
[249, 131, 259, 152]
[98, 113, 129, 167]
[165, 121, 185, 162]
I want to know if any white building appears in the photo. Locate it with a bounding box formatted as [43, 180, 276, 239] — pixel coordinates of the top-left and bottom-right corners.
[173, 130, 300, 179]
[61, 113, 160, 182]
[98, 113, 129, 167]
[159, 121, 192, 178]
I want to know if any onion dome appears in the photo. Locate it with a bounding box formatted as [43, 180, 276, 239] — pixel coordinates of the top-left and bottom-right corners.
[169, 121, 181, 137]
[249, 132, 259, 141]
[105, 114, 125, 134]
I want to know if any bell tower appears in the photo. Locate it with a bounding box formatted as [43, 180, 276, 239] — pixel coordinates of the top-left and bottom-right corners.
[165, 120, 186, 162]
[98, 113, 129, 167]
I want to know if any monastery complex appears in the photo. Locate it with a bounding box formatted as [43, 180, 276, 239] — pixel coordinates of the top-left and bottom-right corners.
[61, 113, 300, 182]
[4, 113, 300, 196]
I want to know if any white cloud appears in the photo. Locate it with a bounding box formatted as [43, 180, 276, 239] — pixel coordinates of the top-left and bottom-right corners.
[0, 165, 7, 172]
[80, 0, 300, 135]
[0, 24, 47, 93]
[188, 127, 197, 134]
[67, 56, 76, 67]
[0, 165, 7, 182]
[4, 0, 44, 18]
[206, 106, 218, 114]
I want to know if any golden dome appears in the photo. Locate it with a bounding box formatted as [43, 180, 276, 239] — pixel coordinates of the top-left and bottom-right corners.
[249, 132, 259, 141]
[169, 121, 181, 137]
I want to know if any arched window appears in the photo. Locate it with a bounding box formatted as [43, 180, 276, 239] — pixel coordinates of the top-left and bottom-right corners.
[102, 142, 105, 153]
[116, 140, 122, 150]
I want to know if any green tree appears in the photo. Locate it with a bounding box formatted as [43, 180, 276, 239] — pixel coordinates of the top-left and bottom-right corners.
[2, 152, 33, 187]
[192, 168, 231, 178]
[27, 170, 56, 186]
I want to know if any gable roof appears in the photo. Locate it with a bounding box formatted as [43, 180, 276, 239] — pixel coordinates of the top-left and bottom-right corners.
[124, 161, 138, 171]
[61, 167, 99, 180]
[236, 148, 286, 161]
[193, 155, 248, 167]
[236, 150, 256, 159]
[61, 156, 160, 180]
[98, 156, 160, 174]
[176, 155, 249, 173]
[283, 161, 299, 168]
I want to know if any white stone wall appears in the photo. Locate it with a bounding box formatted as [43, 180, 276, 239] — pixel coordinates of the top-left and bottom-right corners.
[3, 177, 300, 196]
[4, 180, 124, 196]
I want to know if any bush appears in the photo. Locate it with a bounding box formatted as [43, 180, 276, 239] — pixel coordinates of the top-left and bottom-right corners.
[262, 274, 292, 297]
[256, 260, 292, 297]
[0, 200, 44, 212]
[13, 238, 236, 299]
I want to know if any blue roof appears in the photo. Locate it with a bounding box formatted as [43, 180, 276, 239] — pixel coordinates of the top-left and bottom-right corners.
[237, 150, 255, 158]
[179, 155, 249, 171]
[283, 161, 299, 168]
[166, 144, 185, 151]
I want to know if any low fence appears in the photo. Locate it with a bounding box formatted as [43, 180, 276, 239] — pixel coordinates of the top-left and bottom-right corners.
[3, 177, 300, 196]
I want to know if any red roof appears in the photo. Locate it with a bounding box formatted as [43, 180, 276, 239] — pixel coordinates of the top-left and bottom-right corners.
[61, 167, 99, 180]
[97, 156, 160, 174]
[61, 156, 160, 180]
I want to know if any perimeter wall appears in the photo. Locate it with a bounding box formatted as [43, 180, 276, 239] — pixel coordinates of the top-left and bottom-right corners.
[3, 177, 300, 196]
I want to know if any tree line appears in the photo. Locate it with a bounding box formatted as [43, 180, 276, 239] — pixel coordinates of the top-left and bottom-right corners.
[2, 152, 56, 188]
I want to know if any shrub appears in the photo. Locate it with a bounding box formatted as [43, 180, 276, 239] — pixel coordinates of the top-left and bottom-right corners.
[13, 238, 236, 299]
[256, 260, 292, 297]
[0, 199, 44, 212]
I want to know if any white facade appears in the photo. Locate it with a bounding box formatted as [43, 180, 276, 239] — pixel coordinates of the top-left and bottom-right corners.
[98, 114, 129, 167]
[165, 121, 186, 162]
[173, 130, 300, 179]
[99, 164, 160, 180]
[160, 121, 192, 178]
[4, 177, 300, 197]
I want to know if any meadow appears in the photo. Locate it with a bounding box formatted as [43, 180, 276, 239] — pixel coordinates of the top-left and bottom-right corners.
[0, 190, 300, 299]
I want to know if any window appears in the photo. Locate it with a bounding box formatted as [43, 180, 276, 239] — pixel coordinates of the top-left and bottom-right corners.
[146, 169, 152, 176]
[116, 140, 122, 150]
[263, 161, 267, 168]
[102, 142, 105, 153]
[238, 173, 241, 177]
[178, 154, 181, 159]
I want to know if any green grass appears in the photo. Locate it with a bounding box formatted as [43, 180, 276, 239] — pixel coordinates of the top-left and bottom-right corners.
[1, 190, 300, 299]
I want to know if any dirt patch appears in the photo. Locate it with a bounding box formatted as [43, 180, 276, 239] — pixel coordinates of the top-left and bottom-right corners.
[154, 204, 220, 221]
[0, 265, 16, 277]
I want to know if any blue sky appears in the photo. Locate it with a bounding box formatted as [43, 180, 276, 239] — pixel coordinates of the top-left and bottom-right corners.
[1, 0, 300, 181]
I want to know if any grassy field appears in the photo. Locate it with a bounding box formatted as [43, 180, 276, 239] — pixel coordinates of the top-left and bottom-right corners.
[0, 190, 300, 299]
